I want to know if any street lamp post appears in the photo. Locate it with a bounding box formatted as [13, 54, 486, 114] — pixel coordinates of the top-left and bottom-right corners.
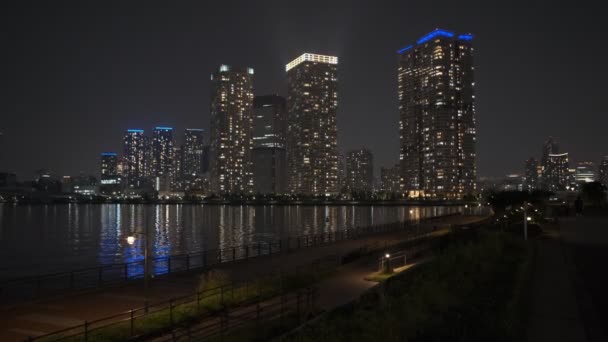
[382, 253, 392, 274]
[523, 203, 532, 241]
[127, 224, 150, 312]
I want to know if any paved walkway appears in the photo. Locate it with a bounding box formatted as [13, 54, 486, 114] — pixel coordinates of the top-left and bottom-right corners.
[526, 216, 608, 342]
[526, 226, 587, 342]
[0, 215, 486, 341]
[153, 246, 432, 341]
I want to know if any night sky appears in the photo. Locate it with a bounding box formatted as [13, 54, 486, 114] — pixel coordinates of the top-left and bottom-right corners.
[1, 0, 606, 180]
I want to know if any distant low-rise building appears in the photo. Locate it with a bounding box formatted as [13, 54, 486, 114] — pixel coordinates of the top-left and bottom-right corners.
[346, 148, 374, 192]
[545, 153, 569, 191]
[0, 172, 17, 188]
[380, 164, 401, 193]
[500, 174, 524, 191]
[599, 157, 608, 188]
[575, 161, 596, 184]
[100, 152, 123, 195]
[524, 157, 538, 191]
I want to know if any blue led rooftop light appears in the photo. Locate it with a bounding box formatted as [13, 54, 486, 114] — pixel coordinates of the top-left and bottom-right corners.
[101, 152, 117, 156]
[155, 126, 173, 130]
[458, 33, 473, 41]
[127, 129, 144, 133]
[397, 44, 414, 54]
[417, 29, 455, 44]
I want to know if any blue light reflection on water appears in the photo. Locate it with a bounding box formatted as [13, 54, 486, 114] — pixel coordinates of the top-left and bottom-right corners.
[0, 204, 474, 278]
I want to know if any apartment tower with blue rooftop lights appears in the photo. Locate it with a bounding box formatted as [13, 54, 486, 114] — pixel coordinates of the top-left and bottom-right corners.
[398, 29, 477, 199]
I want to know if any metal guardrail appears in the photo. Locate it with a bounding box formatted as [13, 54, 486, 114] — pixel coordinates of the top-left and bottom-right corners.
[27, 256, 334, 342]
[1, 213, 463, 304]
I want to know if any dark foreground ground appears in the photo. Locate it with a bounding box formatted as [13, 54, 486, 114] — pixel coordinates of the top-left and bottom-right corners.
[561, 216, 608, 341]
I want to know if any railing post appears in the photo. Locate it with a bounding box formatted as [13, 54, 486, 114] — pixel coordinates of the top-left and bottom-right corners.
[297, 237, 301, 249]
[168, 257, 172, 274]
[220, 285, 224, 304]
[197, 291, 201, 312]
[130, 309, 134, 336]
[98, 266, 103, 286]
[169, 298, 174, 326]
[232, 247, 236, 261]
[124, 263, 128, 281]
[258, 242, 261, 256]
[279, 239, 282, 253]
[203, 252, 207, 268]
[297, 291, 301, 323]
[280, 293, 285, 326]
[269, 242, 272, 255]
[69, 271, 74, 289]
[245, 244, 249, 259]
[186, 254, 190, 270]
[84, 320, 89, 341]
[256, 300, 261, 330]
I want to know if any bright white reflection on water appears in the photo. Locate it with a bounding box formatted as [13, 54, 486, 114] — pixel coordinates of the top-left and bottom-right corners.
[0, 204, 466, 278]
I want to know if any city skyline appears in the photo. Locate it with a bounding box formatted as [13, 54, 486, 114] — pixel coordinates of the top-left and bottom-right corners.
[2, 1, 607, 179]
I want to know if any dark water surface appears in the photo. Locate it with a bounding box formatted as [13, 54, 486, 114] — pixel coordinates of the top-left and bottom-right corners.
[0, 204, 467, 278]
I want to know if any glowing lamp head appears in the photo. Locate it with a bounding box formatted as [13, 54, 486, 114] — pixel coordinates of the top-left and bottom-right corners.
[126, 236, 136, 245]
[526, 217, 532, 221]
[385, 253, 390, 259]
[409, 210, 414, 214]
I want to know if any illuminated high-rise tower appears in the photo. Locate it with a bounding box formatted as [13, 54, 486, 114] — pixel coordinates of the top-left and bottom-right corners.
[286, 53, 339, 195]
[540, 137, 559, 189]
[182, 128, 204, 177]
[398, 29, 477, 199]
[524, 157, 538, 191]
[252, 95, 288, 194]
[152, 127, 174, 191]
[100, 152, 122, 195]
[100, 152, 118, 179]
[346, 148, 374, 192]
[545, 153, 569, 191]
[209, 65, 255, 194]
[123, 129, 146, 186]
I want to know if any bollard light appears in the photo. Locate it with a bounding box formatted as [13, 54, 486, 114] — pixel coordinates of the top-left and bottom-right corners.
[126, 236, 136, 245]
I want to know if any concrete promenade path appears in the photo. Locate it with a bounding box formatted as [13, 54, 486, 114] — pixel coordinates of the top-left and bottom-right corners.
[527, 216, 608, 342]
[0, 215, 486, 341]
[153, 244, 433, 341]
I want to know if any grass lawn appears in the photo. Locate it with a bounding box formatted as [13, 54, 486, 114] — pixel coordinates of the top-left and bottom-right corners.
[284, 230, 533, 341]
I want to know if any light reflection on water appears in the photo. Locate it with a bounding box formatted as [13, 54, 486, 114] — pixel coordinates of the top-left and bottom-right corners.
[0, 204, 467, 279]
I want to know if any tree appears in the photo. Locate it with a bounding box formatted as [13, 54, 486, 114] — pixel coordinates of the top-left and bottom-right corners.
[581, 181, 607, 207]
